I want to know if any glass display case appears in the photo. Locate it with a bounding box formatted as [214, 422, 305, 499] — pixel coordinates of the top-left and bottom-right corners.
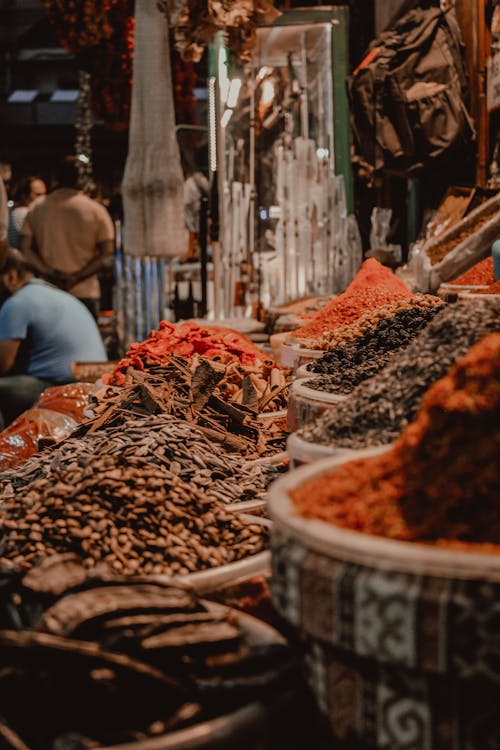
[213, 7, 358, 316]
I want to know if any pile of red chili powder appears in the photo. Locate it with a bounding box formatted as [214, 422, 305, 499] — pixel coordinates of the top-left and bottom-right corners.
[290, 259, 411, 341]
[291, 333, 500, 548]
[448, 256, 494, 286]
[105, 321, 271, 386]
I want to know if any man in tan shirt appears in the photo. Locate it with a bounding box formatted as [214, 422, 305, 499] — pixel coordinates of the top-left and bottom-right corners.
[20, 156, 115, 319]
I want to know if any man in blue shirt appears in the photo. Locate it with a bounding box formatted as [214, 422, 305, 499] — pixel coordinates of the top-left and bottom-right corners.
[0, 249, 107, 427]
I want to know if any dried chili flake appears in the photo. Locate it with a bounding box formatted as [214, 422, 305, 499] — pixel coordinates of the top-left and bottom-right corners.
[291, 333, 500, 550]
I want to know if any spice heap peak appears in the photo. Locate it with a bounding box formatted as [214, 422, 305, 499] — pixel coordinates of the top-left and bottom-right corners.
[290, 259, 411, 342]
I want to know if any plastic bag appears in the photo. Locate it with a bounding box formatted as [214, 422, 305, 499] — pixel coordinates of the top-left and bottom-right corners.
[367, 207, 402, 265]
[34, 383, 93, 421]
[0, 408, 77, 471]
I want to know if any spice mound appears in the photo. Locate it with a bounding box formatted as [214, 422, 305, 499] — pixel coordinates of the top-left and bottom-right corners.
[0, 415, 269, 576]
[475, 279, 500, 294]
[300, 298, 500, 449]
[303, 295, 444, 394]
[0, 557, 293, 748]
[291, 333, 500, 548]
[86, 355, 289, 457]
[300, 293, 440, 351]
[106, 321, 272, 386]
[289, 259, 411, 342]
[448, 256, 494, 286]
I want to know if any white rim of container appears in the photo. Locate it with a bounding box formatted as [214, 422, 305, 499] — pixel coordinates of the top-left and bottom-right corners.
[439, 283, 490, 292]
[290, 377, 347, 405]
[170, 550, 271, 594]
[268, 449, 500, 581]
[287, 340, 326, 358]
[287, 431, 360, 464]
[458, 291, 499, 300]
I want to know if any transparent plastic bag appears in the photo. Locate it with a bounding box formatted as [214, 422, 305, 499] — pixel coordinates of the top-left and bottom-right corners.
[34, 383, 93, 421]
[0, 408, 77, 471]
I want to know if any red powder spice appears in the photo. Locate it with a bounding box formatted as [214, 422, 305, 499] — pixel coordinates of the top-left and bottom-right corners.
[291, 334, 500, 548]
[476, 279, 500, 294]
[449, 256, 494, 286]
[104, 321, 271, 386]
[290, 259, 411, 340]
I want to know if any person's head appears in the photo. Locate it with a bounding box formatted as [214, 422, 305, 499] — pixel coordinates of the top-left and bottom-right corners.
[57, 156, 81, 189]
[0, 160, 12, 193]
[13, 175, 46, 207]
[0, 249, 33, 298]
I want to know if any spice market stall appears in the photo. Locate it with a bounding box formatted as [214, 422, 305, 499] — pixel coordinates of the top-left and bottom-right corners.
[269, 332, 500, 749]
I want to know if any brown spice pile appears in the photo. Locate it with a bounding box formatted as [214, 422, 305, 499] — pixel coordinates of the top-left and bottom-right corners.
[291, 334, 500, 548]
[427, 210, 497, 265]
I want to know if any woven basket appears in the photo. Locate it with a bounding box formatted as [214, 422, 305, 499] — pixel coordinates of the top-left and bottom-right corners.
[268, 450, 500, 749]
[71, 361, 119, 383]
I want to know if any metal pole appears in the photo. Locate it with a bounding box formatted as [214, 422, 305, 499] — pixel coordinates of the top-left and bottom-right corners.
[199, 195, 209, 317]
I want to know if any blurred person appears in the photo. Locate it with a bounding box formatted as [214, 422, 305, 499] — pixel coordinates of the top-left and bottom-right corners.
[0, 159, 12, 269]
[7, 175, 46, 249]
[0, 249, 106, 428]
[181, 152, 209, 261]
[20, 155, 115, 320]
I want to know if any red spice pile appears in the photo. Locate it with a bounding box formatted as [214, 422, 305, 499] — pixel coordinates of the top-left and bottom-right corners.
[449, 256, 494, 286]
[291, 333, 500, 548]
[476, 279, 500, 294]
[105, 321, 271, 386]
[290, 259, 411, 341]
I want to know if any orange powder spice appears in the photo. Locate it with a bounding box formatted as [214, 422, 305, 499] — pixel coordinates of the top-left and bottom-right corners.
[291, 333, 500, 547]
[290, 259, 411, 340]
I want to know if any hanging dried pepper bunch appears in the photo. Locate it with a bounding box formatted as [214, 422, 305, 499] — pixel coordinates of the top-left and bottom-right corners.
[43, 0, 134, 131]
[42, 0, 116, 52]
[158, 0, 280, 63]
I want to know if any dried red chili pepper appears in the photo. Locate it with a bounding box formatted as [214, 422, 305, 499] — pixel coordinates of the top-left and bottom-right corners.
[105, 322, 272, 386]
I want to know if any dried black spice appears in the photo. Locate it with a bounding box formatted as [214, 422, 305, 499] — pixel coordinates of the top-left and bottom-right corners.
[301, 299, 500, 448]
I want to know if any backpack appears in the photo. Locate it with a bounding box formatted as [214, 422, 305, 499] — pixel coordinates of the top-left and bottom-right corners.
[347, 7, 476, 178]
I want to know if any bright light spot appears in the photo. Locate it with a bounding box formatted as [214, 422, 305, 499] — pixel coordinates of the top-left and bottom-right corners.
[316, 148, 329, 161]
[218, 47, 230, 103]
[261, 80, 274, 107]
[259, 209, 267, 220]
[226, 79, 242, 108]
[220, 108, 233, 128]
[257, 66, 271, 81]
[77, 154, 90, 164]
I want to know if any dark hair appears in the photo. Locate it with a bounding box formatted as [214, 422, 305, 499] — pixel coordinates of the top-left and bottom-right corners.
[57, 156, 81, 189]
[12, 175, 42, 207]
[1, 248, 31, 279]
